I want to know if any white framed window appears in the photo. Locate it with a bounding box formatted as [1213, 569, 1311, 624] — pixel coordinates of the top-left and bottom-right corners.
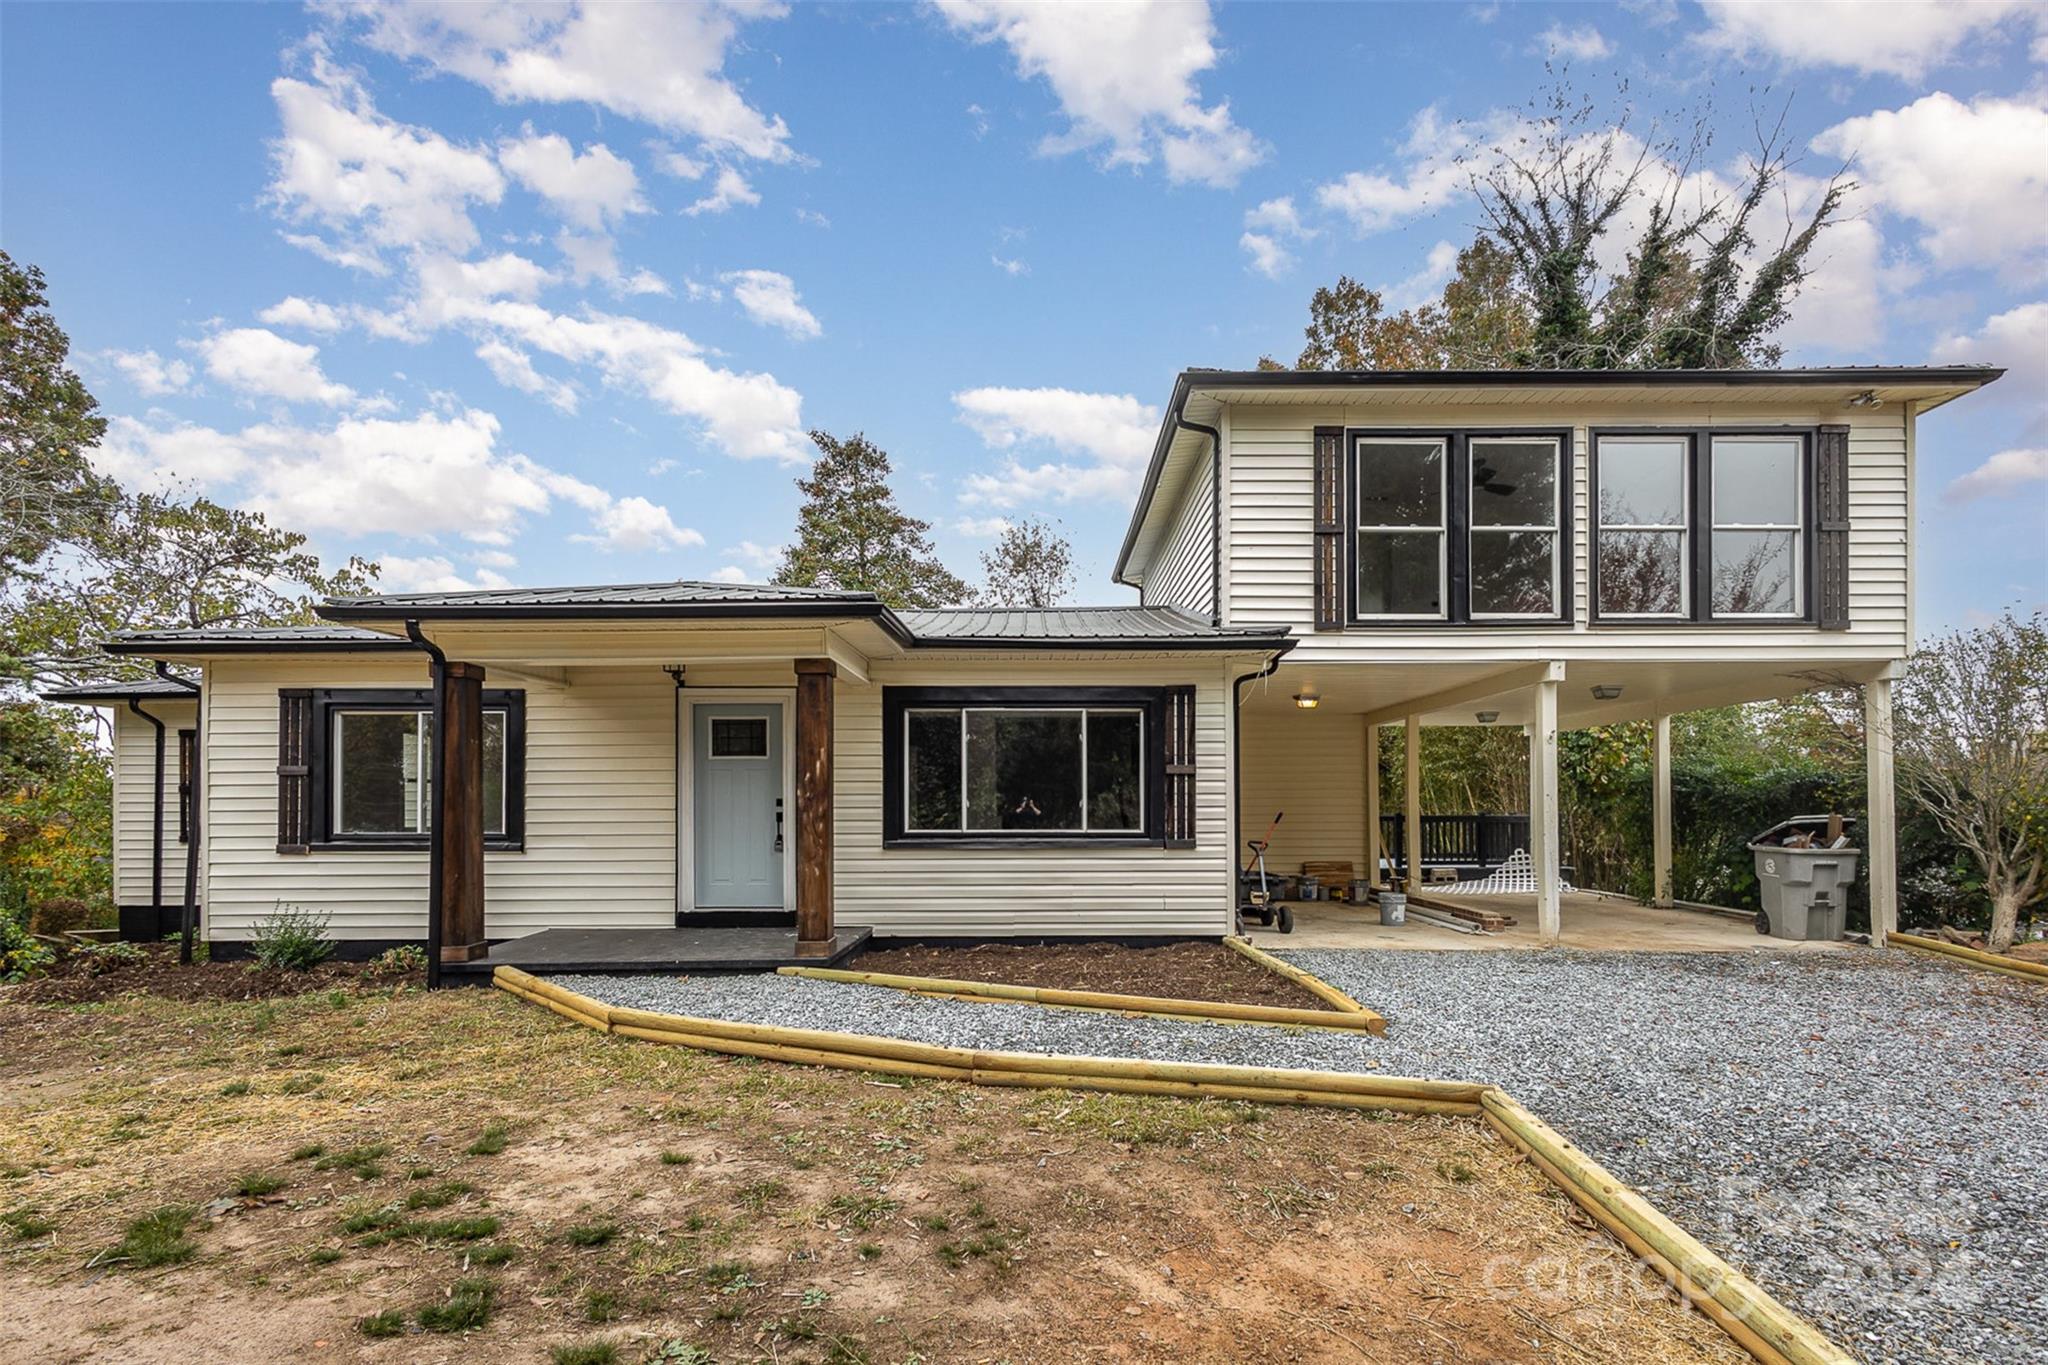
[1710, 435, 1804, 617]
[1469, 436, 1563, 618]
[902, 705, 1145, 835]
[1354, 436, 1447, 619]
[331, 708, 509, 837]
[1595, 436, 1690, 618]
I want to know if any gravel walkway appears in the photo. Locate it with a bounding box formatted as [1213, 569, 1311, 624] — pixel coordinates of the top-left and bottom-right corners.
[557, 950, 2047, 1364]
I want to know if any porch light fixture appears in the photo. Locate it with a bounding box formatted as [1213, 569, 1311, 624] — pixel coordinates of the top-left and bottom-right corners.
[1475, 710, 1499, 724]
[1590, 684, 1624, 701]
[1847, 389, 1883, 409]
[1293, 690, 1320, 710]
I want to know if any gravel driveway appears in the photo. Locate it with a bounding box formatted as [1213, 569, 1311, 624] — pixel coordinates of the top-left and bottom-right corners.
[558, 950, 2046, 1365]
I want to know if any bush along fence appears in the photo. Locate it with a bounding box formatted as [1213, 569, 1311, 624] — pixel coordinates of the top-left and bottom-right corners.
[495, 965, 1850, 1365]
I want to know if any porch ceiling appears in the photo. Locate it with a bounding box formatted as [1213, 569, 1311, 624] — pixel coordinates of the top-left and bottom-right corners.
[1245, 656, 1890, 730]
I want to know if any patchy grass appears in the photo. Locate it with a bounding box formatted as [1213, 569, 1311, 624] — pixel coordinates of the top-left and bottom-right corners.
[562, 1220, 617, 1247]
[551, 1340, 620, 1365]
[416, 1275, 494, 1333]
[1025, 1090, 1264, 1147]
[355, 1308, 406, 1338]
[821, 1192, 900, 1230]
[233, 1172, 285, 1198]
[465, 1121, 510, 1156]
[109, 1205, 196, 1269]
[3, 1207, 55, 1240]
[658, 1150, 692, 1166]
[403, 1180, 474, 1211]
[312, 1142, 388, 1180]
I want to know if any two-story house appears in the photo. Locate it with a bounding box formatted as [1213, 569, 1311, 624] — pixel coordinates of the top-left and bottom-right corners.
[50, 366, 2000, 976]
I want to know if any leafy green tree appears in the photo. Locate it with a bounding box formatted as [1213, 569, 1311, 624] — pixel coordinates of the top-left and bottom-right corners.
[773, 430, 967, 608]
[1, 250, 119, 583]
[0, 702, 113, 916]
[975, 517, 1075, 609]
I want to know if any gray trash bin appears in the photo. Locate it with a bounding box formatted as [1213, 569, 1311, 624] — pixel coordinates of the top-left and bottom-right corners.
[1748, 817, 1860, 941]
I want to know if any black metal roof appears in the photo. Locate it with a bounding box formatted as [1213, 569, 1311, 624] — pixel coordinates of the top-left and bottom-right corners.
[1113, 363, 2008, 585]
[40, 676, 201, 702]
[899, 606, 1293, 650]
[105, 624, 416, 655]
[322, 580, 874, 613]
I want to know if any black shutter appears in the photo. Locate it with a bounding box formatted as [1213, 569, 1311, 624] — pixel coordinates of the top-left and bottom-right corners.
[1162, 686, 1197, 848]
[1313, 425, 1345, 630]
[1816, 424, 1851, 631]
[277, 690, 312, 852]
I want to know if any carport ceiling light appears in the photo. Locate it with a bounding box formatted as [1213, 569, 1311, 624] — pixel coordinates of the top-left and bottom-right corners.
[1293, 691, 1319, 709]
[1590, 684, 1624, 700]
[1475, 710, 1499, 724]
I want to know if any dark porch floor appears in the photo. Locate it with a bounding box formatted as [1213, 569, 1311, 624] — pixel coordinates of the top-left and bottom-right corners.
[442, 924, 872, 978]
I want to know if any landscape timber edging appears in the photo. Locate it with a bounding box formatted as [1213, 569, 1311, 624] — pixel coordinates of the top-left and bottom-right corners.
[1223, 934, 1385, 1025]
[491, 964, 1853, 1365]
[1891, 931, 2048, 984]
[776, 962, 1385, 1035]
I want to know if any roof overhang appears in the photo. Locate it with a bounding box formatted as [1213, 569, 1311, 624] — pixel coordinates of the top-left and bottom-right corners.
[318, 597, 919, 648]
[1114, 365, 2005, 586]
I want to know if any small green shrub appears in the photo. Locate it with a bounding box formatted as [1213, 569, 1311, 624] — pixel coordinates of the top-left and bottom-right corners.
[356, 1308, 407, 1338]
[112, 1205, 196, 1268]
[234, 1172, 285, 1197]
[659, 1150, 692, 1166]
[856, 1243, 882, 1261]
[250, 902, 334, 971]
[0, 909, 55, 984]
[289, 1143, 324, 1161]
[563, 1220, 617, 1247]
[26, 897, 101, 937]
[370, 944, 428, 974]
[72, 939, 147, 974]
[552, 1340, 619, 1365]
[417, 1276, 494, 1332]
[466, 1121, 509, 1156]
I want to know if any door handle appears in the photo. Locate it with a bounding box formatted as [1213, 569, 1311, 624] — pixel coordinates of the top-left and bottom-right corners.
[774, 798, 785, 853]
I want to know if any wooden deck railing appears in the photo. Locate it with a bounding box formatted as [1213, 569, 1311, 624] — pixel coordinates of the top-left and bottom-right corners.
[1379, 813, 1528, 871]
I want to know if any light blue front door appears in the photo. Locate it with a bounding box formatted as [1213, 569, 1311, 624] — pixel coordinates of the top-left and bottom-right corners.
[692, 703, 784, 909]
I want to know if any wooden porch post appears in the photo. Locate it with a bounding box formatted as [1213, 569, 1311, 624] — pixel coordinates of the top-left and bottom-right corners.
[794, 658, 837, 958]
[437, 661, 488, 962]
[1363, 721, 1382, 888]
[1652, 713, 1673, 908]
[1864, 674, 1898, 949]
[1403, 713, 1422, 891]
[1530, 673, 1561, 944]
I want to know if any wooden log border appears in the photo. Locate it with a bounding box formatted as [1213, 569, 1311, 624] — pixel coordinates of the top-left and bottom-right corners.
[1222, 934, 1384, 1026]
[492, 964, 1851, 1365]
[1892, 932, 2048, 984]
[777, 961, 1387, 1036]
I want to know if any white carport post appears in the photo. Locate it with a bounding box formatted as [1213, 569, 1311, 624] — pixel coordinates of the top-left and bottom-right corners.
[1652, 713, 1674, 907]
[1403, 713, 1423, 890]
[1364, 721, 1383, 888]
[1530, 668, 1562, 943]
[1864, 670, 1899, 948]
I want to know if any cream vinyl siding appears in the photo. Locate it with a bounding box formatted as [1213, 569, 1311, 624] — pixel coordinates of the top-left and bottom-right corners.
[1223, 401, 1911, 663]
[1141, 449, 1215, 617]
[112, 698, 197, 908]
[1237, 704, 1367, 880]
[834, 656, 1236, 937]
[202, 657, 676, 941]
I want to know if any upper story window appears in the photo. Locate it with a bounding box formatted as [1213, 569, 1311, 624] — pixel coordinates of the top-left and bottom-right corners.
[1592, 430, 1813, 624]
[1349, 430, 1570, 625]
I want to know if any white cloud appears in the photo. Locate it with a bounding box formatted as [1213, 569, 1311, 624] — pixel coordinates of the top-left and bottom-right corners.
[376, 553, 478, 592]
[795, 206, 831, 229]
[475, 338, 579, 412]
[1932, 302, 2048, 406]
[621, 268, 670, 296]
[935, 0, 1264, 188]
[709, 564, 751, 583]
[1693, 0, 2040, 80]
[1944, 448, 2048, 504]
[724, 539, 782, 570]
[684, 165, 760, 215]
[329, 0, 796, 162]
[555, 229, 622, 284]
[1533, 23, 1612, 60]
[571, 494, 705, 552]
[197, 327, 356, 407]
[1239, 195, 1315, 278]
[1812, 93, 2048, 282]
[267, 58, 504, 267]
[954, 515, 1011, 536]
[991, 254, 1030, 277]
[279, 231, 391, 276]
[258, 296, 348, 332]
[1388, 239, 1460, 308]
[499, 130, 646, 229]
[953, 386, 1160, 506]
[721, 269, 821, 339]
[1315, 105, 1492, 235]
[471, 548, 518, 570]
[109, 349, 193, 397]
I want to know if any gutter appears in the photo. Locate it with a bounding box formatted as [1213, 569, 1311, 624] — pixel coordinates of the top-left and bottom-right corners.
[1175, 416, 1223, 625]
[1230, 650, 1287, 920]
[404, 619, 448, 991]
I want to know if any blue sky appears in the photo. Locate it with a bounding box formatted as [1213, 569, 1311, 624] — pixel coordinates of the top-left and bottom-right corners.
[3, 1, 2043, 633]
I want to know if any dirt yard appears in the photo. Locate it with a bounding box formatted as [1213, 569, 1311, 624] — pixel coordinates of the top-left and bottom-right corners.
[1, 978, 1744, 1364]
[850, 940, 1329, 1010]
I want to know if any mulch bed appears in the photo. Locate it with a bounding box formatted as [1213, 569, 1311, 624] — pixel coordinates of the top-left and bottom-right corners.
[3, 943, 420, 1005]
[848, 940, 1330, 1011]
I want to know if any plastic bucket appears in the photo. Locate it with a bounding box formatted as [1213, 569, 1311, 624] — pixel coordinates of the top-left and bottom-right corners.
[1379, 892, 1407, 926]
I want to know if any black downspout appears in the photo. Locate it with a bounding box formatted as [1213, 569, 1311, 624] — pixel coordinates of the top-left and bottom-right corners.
[126, 700, 167, 934]
[150, 662, 202, 961]
[1231, 653, 1283, 922]
[1173, 417, 1224, 626]
[405, 620, 447, 990]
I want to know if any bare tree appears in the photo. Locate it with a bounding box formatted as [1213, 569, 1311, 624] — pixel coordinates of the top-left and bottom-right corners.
[1889, 610, 2048, 952]
[975, 517, 1075, 609]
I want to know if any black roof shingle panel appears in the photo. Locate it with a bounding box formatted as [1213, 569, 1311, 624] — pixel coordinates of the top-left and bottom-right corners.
[322, 580, 875, 611]
[41, 676, 202, 702]
[900, 606, 1291, 649]
[105, 624, 415, 655]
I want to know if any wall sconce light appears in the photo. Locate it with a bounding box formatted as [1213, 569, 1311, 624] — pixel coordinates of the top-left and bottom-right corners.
[1590, 684, 1624, 701]
[1847, 389, 1883, 409]
[1293, 690, 1320, 710]
[1475, 710, 1499, 724]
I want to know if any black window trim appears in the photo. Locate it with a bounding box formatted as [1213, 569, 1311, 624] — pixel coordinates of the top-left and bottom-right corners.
[305, 687, 527, 851]
[1589, 425, 1819, 628]
[882, 686, 1169, 848]
[1344, 426, 1576, 628]
[176, 728, 195, 845]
